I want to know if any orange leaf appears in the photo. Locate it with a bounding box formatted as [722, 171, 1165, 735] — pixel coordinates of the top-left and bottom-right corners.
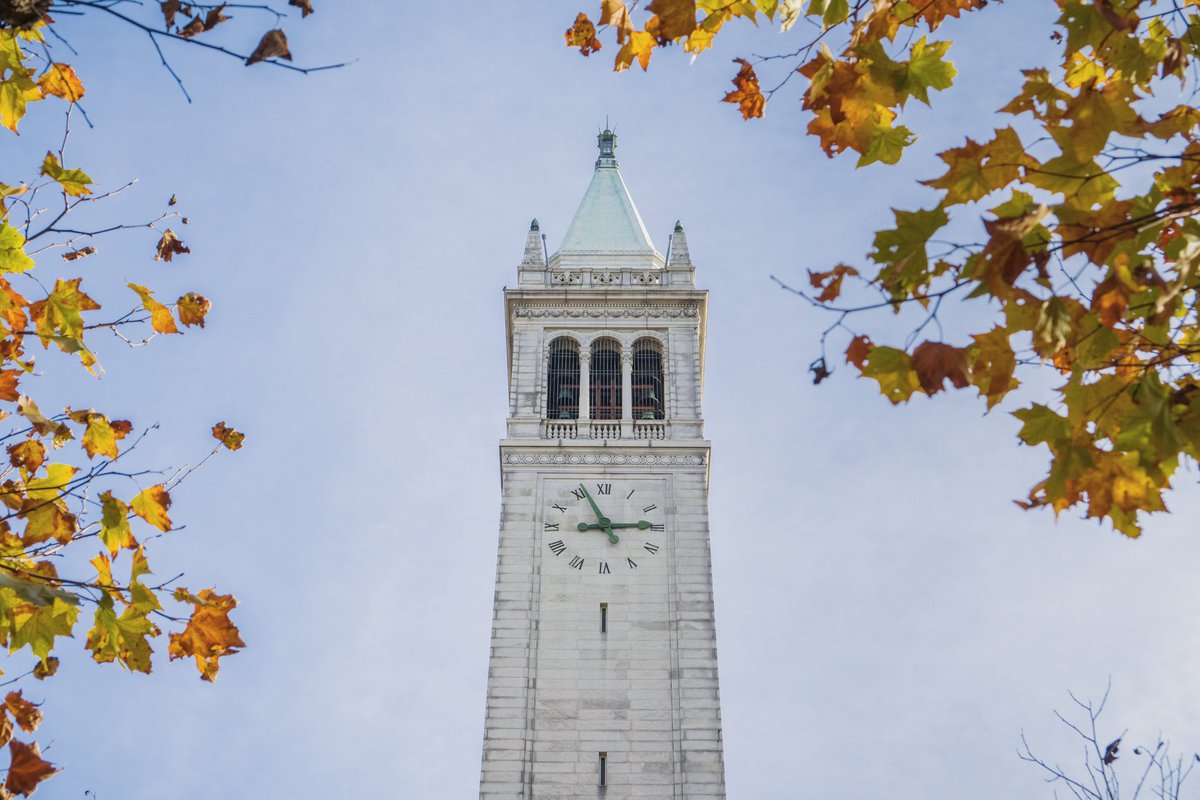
[168, 588, 245, 681]
[808, 264, 859, 303]
[176, 293, 211, 328]
[0, 370, 20, 402]
[646, 0, 697, 41]
[722, 58, 764, 120]
[911, 341, 970, 395]
[1091, 274, 1129, 328]
[565, 13, 603, 55]
[845, 335, 874, 369]
[4, 740, 57, 796]
[37, 64, 84, 103]
[3, 693, 41, 734]
[211, 421, 244, 451]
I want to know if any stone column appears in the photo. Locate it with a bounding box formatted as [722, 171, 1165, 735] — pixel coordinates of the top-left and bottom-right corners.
[620, 351, 633, 437]
[578, 351, 591, 435]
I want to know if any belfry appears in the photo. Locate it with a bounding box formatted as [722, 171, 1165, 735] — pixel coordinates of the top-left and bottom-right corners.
[479, 130, 726, 800]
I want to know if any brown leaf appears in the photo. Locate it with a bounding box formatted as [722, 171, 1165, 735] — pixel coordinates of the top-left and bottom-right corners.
[212, 421, 244, 451]
[601, 0, 634, 43]
[3, 693, 40, 734]
[808, 357, 831, 385]
[1091, 274, 1129, 328]
[61, 246, 95, 262]
[30, 658, 56, 681]
[288, 0, 314, 16]
[646, 0, 696, 41]
[154, 229, 190, 262]
[911, 341, 970, 395]
[808, 263, 858, 302]
[845, 335, 874, 369]
[247, 29, 292, 65]
[0, 715, 11, 749]
[722, 58, 764, 120]
[178, 15, 204, 37]
[160, 0, 182, 27]
[4, 740, 57, 796]
[176, 293, 211, 328]
[169, 588, 245, 681]
[564, 13, 602, 56]
[7, 440, 44, 475]
[203, 3, 230, 30]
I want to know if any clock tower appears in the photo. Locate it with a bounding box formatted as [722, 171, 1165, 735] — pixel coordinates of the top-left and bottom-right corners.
[479, 130, 726, 800]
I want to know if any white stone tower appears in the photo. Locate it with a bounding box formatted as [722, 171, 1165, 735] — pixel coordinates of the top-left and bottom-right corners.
[479, 130, 726, 800]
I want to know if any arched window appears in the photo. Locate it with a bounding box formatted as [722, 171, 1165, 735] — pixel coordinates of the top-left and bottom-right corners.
[632, 340, 665, 420]
[546, 338, 580, 419]
[589, 339, 622, 420]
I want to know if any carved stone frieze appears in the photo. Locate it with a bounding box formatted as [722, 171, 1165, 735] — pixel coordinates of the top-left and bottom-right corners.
[514, 306, 698, 319]
[503, 452, 705, 466]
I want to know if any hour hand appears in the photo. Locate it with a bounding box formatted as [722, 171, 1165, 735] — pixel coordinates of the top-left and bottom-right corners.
[578, 484, 610, 524]
[576, 521, 650, 531]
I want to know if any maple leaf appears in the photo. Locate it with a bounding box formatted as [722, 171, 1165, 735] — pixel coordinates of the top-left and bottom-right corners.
[723, 58, 765, 120]
[82, 413, 132, 459]
[565, 13, 603, 56]
[0, 222, 35, 274]
[968, 327, 1018, 409]
[203, 4, 230, 31]
[168, 587, 244, 681]
[98, 492, 135, 556]
[911, 341, 970, 395]
[160, 0, 182, 27]
[601, 0, 634, 43]
[808, 263, 858, 302]
[845, 334, 873, 368]
[246, 30, 292, 65]
[646, 0, 697, 41]
[176, 292, 211, 328]
[923, 127, 1032, 205]
[289, 0, 315, 17]
[86, 592, 157, 673]
[0, 368, 19, 402]
[131, 485, 172, 532]
[212, 421, 244, 451]
[178, 16, 205, 38]
[128, 283, 179, 335]
[153, 229, 190, 262]
[7, 440, 44, 476]
[3, 692, 41, 734]
[615, 29, 655, 71]
[31, 657, 57, 681]
[1091, 274, 1130, 328]
[860, 345, 921, 404]
[9, 597, 79, 663]
[4, 739, 57, 796]
[36, 64, 83, 103]
[60, 246, 95, 262]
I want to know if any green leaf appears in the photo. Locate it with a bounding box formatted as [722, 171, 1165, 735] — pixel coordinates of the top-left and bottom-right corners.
[9, 596, 79, 663]
[39, 152, 92, 197]
[1014, 403, 1069, 446]
[903, 36, 957, 106]
[0, 222, 33, 274]
[98, 491, 135, 556]
[858, 121, 915, 167]
[859, 345, 922, 404]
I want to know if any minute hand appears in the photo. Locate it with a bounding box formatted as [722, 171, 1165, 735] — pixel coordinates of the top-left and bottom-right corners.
[578, 484, 610, 524]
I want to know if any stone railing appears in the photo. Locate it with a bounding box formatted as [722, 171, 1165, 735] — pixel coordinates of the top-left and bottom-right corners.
[589, 422, 622, 440]
[632, 420, 667, 440]
[541, 420, 578, 439]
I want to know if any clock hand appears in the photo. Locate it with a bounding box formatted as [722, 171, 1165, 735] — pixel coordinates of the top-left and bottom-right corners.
[578, 484, 612, 527]
[577, 521, 651, 530]
[575, 518, 621, 544]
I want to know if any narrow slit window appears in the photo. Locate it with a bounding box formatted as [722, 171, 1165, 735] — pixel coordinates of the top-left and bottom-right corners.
[598, 752, 607, 787]
[632, 340, 665, 420]
[590, 339, 622, 420]
[546, 338, 580, 419]
[600, 603, 608, 634]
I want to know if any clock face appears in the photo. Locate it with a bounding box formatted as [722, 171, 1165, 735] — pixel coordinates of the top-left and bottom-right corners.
[541, 478, 667, 576]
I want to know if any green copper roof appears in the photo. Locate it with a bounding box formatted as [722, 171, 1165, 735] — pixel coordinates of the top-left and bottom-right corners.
[553, 130, 659, 261]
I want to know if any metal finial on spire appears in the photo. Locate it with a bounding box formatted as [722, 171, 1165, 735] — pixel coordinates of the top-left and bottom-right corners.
[596, 126, 618, 168]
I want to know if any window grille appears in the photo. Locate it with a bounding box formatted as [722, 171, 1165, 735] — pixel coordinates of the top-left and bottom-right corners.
[632, 340, 665, 420]
[590, 339, 622, 420]
[546, 338, 579, 420]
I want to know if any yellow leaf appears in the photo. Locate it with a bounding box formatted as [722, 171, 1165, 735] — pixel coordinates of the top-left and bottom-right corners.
[615, 29, 655, 71]
[176, 292, 211, 328]
[565, 12, 603, 55]
[98, 492, 135, 557]
[81, 413, 132, 459]
[37, 63, 84, 102]
[127, 283, 178, 335]
[211, 421, 244, 451]
[39, 152, 92, 197]
[130, 485, 171, 532]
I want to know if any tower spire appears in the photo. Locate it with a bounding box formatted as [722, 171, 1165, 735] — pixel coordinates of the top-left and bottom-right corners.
[596, 126, 618, 169]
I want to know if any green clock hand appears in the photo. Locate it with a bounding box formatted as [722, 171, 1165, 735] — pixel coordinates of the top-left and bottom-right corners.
[576, 521, 651, 531]
[578, 484, 612, 527]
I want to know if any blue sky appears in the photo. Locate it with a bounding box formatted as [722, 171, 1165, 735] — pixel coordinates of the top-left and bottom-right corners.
[11, 2, 1200, 798]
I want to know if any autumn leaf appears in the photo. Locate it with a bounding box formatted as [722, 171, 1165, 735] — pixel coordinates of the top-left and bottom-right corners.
[0, 222, 35, 274]
[39, 152, 92, 197]
[86, 592, 157, 673]
[723, 58, 765, 120]
[646, 0, 697, 41]
[7, 440, 44, 476]
[60, 246, 95, 262]
[845, 334, 873, 368]
[81, 412, 132, 459]
[98, 492, 135, 556]
[615, 29, 655, 71]
[0, 368, 19, 402]
[31, 657, 57, 681]
[169, 587, 244, 681]
[808, 263, 858, 302]
[176, 292, 211, 328]
[911, 340, 970, 395]
[3, 692, 41, 734]
[289, 0, 315, 17]
[178, 16, 205, 38]
[203, 4, 231, 31]
[128, 283, 179, 335]
[859, 345, 921, 404]
[4, 739, 57, 796]
[601, 0, 634, 43]
[212, 421, 244, 451]
[246, 29, 292, 65]
[153, 229, 190, 262]
[9, 597, 79, 663]
[565, 13, 603, 56]
[131, 485, 172, 532]
[160, 0, 182, 27]
[36, 64, 83, 103]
